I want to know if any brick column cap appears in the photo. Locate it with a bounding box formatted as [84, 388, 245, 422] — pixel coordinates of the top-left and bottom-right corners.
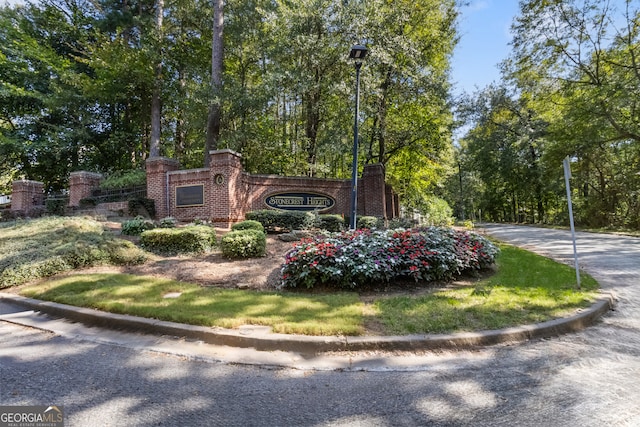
[69, 171, 103, 179]
[13, 179, 44, 185]
[362, 163, 385, 176]
[146, 157, 180, 166]
[209, 148, 242, 158]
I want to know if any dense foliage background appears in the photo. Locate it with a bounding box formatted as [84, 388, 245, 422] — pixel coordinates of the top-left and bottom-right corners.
[2, 0, 640, 229]
[453, 0, 640, 229]
[0, 0, 458, 219]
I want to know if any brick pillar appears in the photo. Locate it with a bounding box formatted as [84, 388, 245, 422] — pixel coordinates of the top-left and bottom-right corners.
[209, 149, 244, 227]
[146, 157, 180, 219]
[11, 180, 44, 216]
[394, 193, 400, 217]
[385, 184, 396, 219]
[360, 163, 387, 218]
[68, 172, 103, 207]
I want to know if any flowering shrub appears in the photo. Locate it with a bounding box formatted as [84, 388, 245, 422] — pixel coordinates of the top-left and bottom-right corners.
[451, 229, 500, 271]
[279, 227, 499, 289]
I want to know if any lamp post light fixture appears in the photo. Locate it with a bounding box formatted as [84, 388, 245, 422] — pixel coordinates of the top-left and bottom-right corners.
[349, 44, 367, 230]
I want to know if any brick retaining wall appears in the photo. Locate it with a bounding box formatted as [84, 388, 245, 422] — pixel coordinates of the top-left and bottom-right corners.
[62, 150, 396, 228]
[68, 172, 102, 207]
[144, 150, 396, 227]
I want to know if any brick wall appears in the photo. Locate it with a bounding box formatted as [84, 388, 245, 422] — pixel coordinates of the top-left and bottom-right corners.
[61, 151, 398, 228]
[245, 174, 351, 215]
[167, 168, 210, 221]
[209, 149, 245, 225]
[146, 157, 180, 219]
[143, 150, 397, 227]
[361, 164, 386, 218]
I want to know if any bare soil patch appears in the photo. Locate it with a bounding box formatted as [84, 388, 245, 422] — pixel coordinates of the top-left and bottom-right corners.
[91, 224, 296, 290]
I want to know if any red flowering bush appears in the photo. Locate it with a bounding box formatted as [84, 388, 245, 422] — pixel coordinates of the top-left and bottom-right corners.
[279, 227, 499, 289]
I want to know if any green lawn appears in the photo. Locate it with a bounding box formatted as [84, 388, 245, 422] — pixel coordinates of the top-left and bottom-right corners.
[19, 244, 600, 336]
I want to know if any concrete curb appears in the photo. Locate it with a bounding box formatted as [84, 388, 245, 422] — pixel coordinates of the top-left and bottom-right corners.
[0, 292, 615, 353]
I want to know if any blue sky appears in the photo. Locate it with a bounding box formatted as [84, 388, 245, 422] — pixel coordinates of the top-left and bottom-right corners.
[451, 0, 520, 96]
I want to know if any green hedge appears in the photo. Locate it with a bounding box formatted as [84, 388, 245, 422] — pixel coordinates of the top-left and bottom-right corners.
[140, 226, 217, 255]
[318, 214, 345, 232]
[245, 210, 315, 232]
[100, 169, 146, 190]
[220, 229, 266, 258]
[231, 220, 265, 233]
[357, 216, 382, 229]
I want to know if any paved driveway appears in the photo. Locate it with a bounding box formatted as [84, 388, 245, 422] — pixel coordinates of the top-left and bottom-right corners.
[1, 224, 640, 426]
[480, 224, 640, 328]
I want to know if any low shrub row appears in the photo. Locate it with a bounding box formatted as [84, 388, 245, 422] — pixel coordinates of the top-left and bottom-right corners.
[219, 220, 267, 258]
[122, 216, 157, 235]
[135, 219, 267, 258]
[140, 225, 217, 255]
[245, 210, 316, 232]
[220, 229, 267, 258]
[231, 220, 265, 233]
[245, 209, 390, 232]
[121, 215, 178, 236]
[279, 227, 499, 289]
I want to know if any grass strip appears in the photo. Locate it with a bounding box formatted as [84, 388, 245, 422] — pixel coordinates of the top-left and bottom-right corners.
[20, 274, 364, 336]
[19, 244, 600, 336]
[374, 245, 599, 334]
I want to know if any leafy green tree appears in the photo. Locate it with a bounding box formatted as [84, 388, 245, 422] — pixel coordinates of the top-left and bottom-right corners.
[204, 0, 224, 167]
[353, 0, 458, 213]
[0, 1, 99, 191]
[0, 0, 461, 218]
[457, 85, 551, 223]
[505, 0, 640, 227]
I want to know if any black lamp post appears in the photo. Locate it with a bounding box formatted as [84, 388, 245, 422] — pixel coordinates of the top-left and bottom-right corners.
[349, 44, 367, 230]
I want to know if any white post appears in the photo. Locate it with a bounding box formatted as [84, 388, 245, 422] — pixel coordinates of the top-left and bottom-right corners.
[563, 157, 581, 288]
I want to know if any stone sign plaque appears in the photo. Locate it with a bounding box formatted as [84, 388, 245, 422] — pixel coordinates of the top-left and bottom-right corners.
[265, 192, 335, 212]
[175, 184, 204, 207]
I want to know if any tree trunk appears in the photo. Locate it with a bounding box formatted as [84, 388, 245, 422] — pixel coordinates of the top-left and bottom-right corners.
[204, 0, 224, 168]
[303, 78, 320, 176]
[175, 70, 187, 162]
[149, 0, 163, 158]
[376, 68, 392, 164]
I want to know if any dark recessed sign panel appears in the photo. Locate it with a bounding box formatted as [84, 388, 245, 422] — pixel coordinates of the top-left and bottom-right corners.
[265, 192, 335, 212]
[176, 184, 204, 207]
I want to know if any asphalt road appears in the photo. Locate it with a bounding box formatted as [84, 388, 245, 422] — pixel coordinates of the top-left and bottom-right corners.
[1, 224, 640, 426]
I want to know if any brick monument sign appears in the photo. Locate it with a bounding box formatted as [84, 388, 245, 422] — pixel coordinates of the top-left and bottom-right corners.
[15, 149, 398, 227]
[146, 149, 398, 227]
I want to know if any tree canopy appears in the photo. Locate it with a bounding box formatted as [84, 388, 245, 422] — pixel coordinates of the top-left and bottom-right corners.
[0, 0, 459, 217]
[454, 0, 640, 229]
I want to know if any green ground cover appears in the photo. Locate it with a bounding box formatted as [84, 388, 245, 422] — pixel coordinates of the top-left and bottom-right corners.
[2, 217, 600, 336]
[17, 246, 599, 336]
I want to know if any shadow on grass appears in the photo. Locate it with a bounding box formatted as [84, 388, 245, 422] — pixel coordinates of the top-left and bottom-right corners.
[20, 273, 365, 335]
[18, 244, 600, 336]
